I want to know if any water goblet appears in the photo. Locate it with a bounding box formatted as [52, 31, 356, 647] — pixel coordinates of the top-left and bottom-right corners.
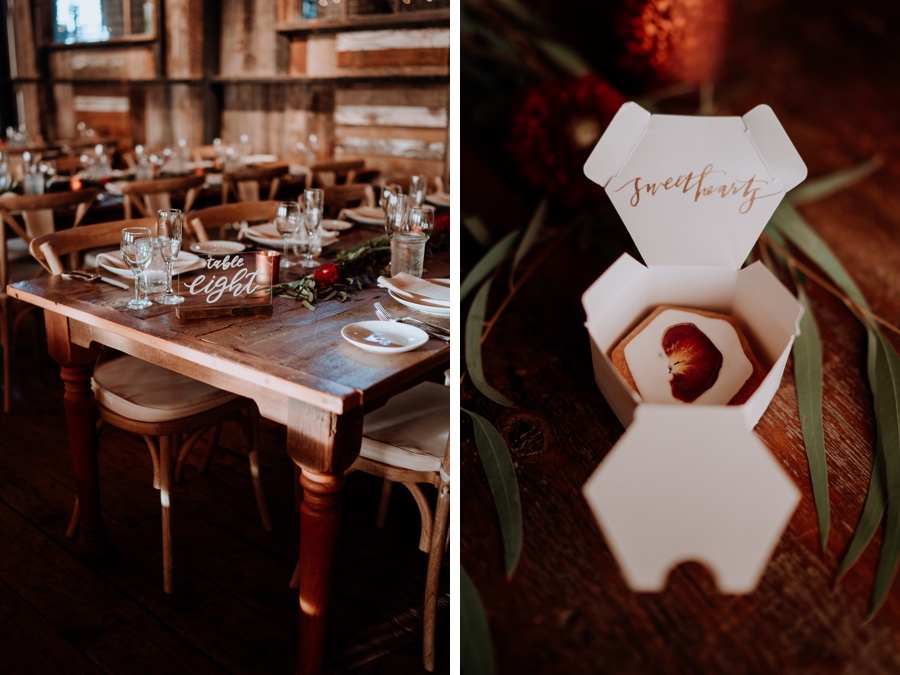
[156, 209, 185, 305]
[120, 227, 154, 309]
[384, 192, 410, 239]
[409, 205, 435, 240]
[274, 200, 301, 269]
[378, 182, 402, 216]
[409, 174, 428, 207]
[299, 189, 323, 268]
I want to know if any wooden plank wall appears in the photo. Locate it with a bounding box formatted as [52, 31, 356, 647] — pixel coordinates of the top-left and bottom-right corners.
[6, 0, 449, 180]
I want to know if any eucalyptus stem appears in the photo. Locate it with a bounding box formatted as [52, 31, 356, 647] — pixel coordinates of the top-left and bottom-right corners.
[760, 233, 900, 337]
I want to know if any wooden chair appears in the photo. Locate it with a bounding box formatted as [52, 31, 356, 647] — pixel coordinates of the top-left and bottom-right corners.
[0, 188, 100, 411]
[119, 174, 206, 219]
[29, 219, 273, 593]
[290, 376, 450, 671]
[186, 201, 278, 243]
[222, 163, 290, 204]
[322, 184, 375, 219]
[307, 159, 366, 189]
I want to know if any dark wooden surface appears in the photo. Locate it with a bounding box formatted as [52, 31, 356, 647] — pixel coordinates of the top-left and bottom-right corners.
[462, 0, 900, 672]
[0, 348, 449, 674]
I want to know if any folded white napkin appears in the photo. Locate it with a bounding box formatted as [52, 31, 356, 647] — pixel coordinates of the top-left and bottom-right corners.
[96, 251, 199, 274]
[377, 273, 451, 305]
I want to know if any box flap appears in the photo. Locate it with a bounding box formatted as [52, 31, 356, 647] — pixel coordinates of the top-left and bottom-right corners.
[583, 405, 799, 592]
[584, 104, 807, 269]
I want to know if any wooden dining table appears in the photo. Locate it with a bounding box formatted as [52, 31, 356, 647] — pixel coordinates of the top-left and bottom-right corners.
[7, 230, 450, 674]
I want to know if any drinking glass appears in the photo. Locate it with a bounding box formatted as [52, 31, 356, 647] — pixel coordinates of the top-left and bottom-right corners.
[408, 205, 435, 240]
[274, 200, 301, 269]
[156, 209, 184, 305]
[378, 182, 402, 216]
[384, 192, 410, 238]
[120, 227, 154, 309]
[299, 189, 323, 268]
[409, 174, 427, 207]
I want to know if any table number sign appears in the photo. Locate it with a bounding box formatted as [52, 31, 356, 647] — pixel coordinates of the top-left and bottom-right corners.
[175, 252, 273, 320]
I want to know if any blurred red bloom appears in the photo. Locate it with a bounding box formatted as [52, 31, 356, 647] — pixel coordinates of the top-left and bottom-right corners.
[314, 263, 339, 286]
[507, 74, 626, 208]
[434, 214, 450, 233]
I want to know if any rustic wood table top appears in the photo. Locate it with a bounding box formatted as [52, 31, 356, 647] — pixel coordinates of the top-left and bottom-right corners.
[462, 1, 900, 672]
[9, 229, 449, 675]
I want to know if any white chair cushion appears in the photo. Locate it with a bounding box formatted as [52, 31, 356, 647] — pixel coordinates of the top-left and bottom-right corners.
[92, 356, 239, 423]
[360, 381, 449, 473]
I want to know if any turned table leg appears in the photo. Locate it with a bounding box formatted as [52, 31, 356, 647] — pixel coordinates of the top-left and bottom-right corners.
[297, 468, 345, 675]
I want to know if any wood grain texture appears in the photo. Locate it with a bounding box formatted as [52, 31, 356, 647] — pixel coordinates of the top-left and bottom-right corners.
[461, 0, 900, 672]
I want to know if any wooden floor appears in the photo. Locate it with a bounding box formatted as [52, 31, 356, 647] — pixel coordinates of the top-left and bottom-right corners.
[0, 326, 449, 674]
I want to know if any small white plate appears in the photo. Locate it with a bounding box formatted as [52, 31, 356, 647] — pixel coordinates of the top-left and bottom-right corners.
[190, 240, 246, 255]
[341, 321, 428, 354]
[243, 154, 279, 165]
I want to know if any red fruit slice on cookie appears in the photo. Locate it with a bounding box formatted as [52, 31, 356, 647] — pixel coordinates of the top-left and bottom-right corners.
[661, 323, 723, 402]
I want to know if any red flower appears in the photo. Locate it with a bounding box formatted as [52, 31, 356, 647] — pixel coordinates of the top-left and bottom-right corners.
[314, 264, 339, 286]
[434, 214, 450, 233]
[507, 74, 626, 208]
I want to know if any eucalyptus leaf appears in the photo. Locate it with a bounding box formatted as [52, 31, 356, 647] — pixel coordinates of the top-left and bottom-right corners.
[770, 203, 869, 309]
[787, 157, 881, 206]
[463, 215, 495, 249]
[464, 408, 523, 577]
[511, 198, 546, 280]
[461, 229, 520, 302]
[793, 282, 829, 551]
[868, 330, 900, 617]
[838, 326, 887, 577]
[466, 278, 514, 407]
[462, 568, 495, 675]
[534, 38, 593, 76]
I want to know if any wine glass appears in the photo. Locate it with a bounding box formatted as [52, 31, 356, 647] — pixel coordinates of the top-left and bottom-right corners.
[378, 182, 402, 216]
[274, 200, 301, 269]
[409, 205, 435, 240]
[384, 192, 410, 238]
[120, 227, 154, 309]
[299, 189, 323, 268]
[156, 209, 184, 305]
[409, 174, 428, 208]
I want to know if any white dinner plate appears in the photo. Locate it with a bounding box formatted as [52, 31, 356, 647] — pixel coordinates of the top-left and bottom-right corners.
[388, 278, 451, 316]
[425, 192, 451, 207]
[96, 251, 204, 279]
[242, 223, 339, 249]
[343, 206, 385, 226]
[341, 321, 428, 354]
[190, 240, 246, 255]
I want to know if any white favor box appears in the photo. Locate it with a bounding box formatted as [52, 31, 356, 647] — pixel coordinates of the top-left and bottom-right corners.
[581, 103, 806, 593]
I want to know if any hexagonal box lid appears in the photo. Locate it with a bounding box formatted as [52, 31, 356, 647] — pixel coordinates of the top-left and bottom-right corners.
[584, 103, 807, 269]
[583, 405, 799, 593]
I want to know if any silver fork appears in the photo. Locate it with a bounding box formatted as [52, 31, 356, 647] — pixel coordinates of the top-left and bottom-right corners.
[374, 302, 450, 341]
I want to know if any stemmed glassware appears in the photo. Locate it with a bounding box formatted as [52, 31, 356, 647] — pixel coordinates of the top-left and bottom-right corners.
[120, 227, 154, 309]
[156, 209, 184, 305]
[378, 182, 402, 216]
[384, 192, 410, 239]
[300, 189, 323, 268]
[408, 205, 435, 240]
[274, 200, 301, 269]
[409, 174, 428, 207]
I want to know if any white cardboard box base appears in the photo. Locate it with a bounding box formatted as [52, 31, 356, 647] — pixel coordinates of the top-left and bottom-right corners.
[580, 102, 807, 593]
